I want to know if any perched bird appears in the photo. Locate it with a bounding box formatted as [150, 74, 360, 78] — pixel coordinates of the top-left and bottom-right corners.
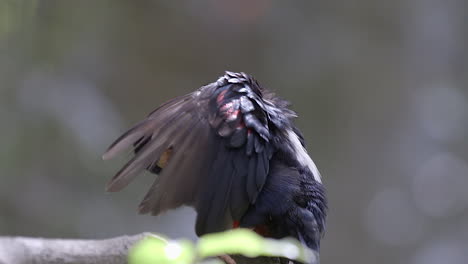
[103, 72, 327, 262]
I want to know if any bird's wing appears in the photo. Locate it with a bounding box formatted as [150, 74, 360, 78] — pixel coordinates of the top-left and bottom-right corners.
[103, 72, 283, 235]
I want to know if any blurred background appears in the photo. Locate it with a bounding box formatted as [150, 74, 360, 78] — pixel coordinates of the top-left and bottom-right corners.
[1, 1, 468, 263]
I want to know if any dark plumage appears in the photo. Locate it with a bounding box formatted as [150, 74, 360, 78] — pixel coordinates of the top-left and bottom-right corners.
[103, 71, 327, 263]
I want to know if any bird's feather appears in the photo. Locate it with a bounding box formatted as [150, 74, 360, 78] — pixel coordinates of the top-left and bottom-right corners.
[103, 72, 293, 235]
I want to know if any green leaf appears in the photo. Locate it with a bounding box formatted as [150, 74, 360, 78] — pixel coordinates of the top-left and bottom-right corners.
[198, 229, 316, 263]
[128, 229, 317, 264]
[129, 235, 196, 264]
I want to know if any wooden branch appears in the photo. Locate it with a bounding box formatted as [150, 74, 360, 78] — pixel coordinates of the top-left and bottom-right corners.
[0, 233, 282, 264]
[0, 233, 153, 264]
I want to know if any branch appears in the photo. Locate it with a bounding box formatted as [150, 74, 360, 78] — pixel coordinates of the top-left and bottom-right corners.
[0, 233, 153, 264]
[0, 232, 293, 264]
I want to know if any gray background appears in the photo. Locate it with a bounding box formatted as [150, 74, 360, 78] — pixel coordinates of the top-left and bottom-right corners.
[1, 1, 468, 264]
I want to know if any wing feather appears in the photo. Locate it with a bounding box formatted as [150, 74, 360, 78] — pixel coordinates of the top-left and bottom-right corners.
[256, 152, 269, 190]
[195, 143, 236, 235]
[102, 120, 153, 160]
[105, 113, 192, 192]
[246, 154, 259, 202]
[141, 119, 212, 214]
[103, 94, 193, 160]
[103, 72, 294, 235]
[229, 151, 249, 220]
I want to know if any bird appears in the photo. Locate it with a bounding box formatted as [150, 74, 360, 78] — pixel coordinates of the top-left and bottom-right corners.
[103, 71, 327, 263]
